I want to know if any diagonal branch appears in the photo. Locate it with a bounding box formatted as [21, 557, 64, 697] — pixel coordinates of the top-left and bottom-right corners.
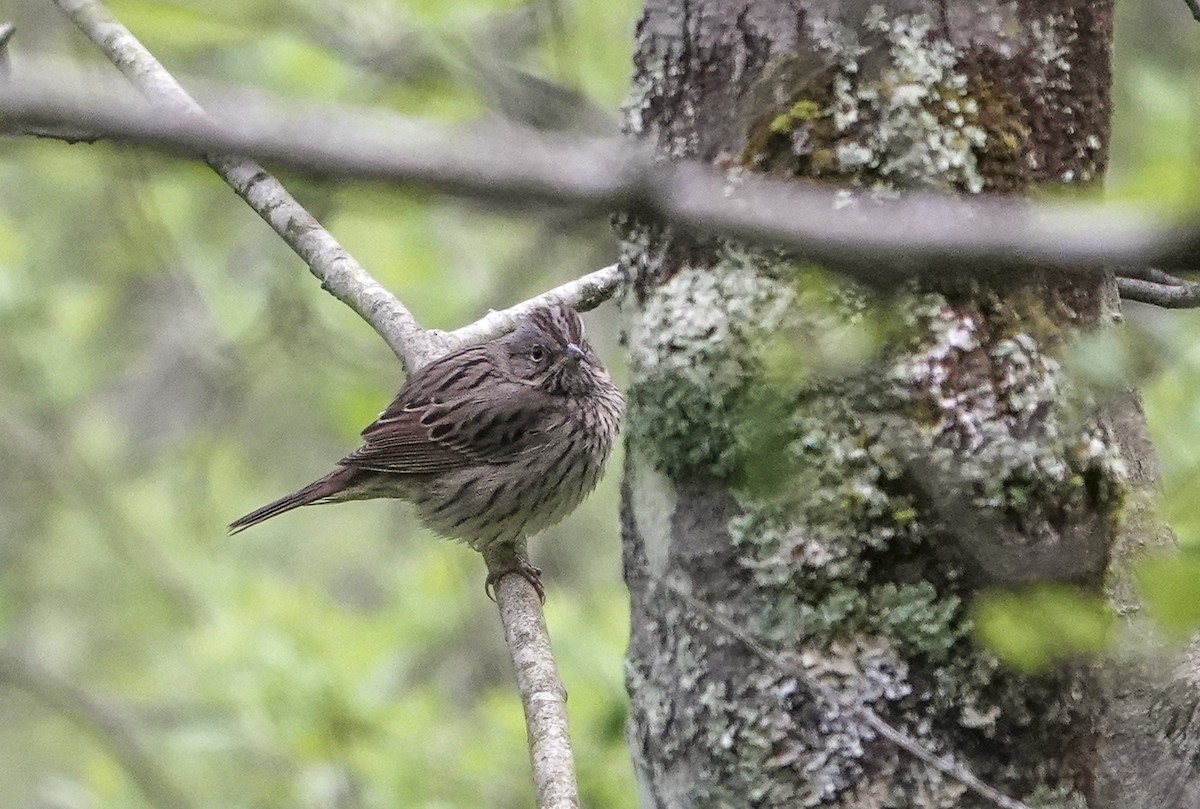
[661, 579, 1036, 809]
[53, 0, 431, 371]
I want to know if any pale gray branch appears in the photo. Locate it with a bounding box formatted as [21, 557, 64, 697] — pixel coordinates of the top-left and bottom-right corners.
[484, 542, 579, 809]
[433, 263, 623, 354]
[52, 0, 431, 370]
[0, 647, 198, 809]
[662, 579, 1035, 809]
[3, 77, 1198, 279]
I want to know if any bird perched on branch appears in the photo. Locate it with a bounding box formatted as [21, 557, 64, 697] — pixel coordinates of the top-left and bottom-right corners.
[230, 305, 623, 598]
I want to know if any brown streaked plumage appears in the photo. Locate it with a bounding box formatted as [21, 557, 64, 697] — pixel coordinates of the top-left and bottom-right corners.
[229, 305, 623, 596]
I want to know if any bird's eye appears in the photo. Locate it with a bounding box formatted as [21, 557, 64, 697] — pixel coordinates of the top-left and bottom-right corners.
[529, 346, 547, 363]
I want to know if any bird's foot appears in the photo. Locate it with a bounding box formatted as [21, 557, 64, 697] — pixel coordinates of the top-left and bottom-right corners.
[483, 546, 545, 603]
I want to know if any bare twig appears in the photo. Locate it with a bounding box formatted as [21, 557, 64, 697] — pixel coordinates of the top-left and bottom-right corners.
[434, 263, 623, 354]
[4, 78, 1199, 279]
[52, 0, 431, 371]
[485, 542, 579, 809]
[1117, 276, 1200, 308]
[1112, 267, 1200, 309]
[1186, 0, 1200, 23]
[661, 579, 1036, 809]
[0, 647, 198, 809]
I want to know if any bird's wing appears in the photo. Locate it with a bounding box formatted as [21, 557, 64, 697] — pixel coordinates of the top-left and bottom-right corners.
[340, 350, 558, 474]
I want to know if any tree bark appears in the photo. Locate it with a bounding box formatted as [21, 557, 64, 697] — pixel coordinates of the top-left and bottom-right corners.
[618, 2, 1200, 807]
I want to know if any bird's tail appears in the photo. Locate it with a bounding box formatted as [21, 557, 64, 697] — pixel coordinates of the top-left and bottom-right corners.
[228, 466, 357, 534]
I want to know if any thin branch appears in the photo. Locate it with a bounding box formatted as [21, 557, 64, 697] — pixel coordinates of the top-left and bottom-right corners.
[0, 647, 199, 809]
[1117, 276, 1200, 308]
[52, 0, 431, 371]
[1186, 0, 1200, 23]
[3, 78, 1199, 279]
[435, 263, 623, 354]
[661, 579, 1036, 809]
[485, 542, 579, 809]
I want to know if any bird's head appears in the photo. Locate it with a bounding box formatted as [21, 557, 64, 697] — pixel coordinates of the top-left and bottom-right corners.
[503, 305, 603, 395]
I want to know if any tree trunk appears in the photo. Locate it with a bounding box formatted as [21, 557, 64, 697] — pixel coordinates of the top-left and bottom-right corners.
[618, 2, 1200, 807]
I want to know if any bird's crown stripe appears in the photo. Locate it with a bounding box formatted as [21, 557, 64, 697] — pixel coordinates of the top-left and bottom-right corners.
[529, 305, 584, 344]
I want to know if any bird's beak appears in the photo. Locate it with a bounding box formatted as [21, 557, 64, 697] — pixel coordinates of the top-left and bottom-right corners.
[565, 343, 586, 364]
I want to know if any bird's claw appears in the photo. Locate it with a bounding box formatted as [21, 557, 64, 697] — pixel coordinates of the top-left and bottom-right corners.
[485, 560, 545, 604]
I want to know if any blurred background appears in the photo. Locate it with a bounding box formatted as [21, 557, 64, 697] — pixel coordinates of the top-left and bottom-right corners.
[1, 1, 1199, 807]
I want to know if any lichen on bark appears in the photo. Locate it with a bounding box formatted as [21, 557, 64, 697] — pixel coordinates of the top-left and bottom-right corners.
[624, 250, 794, 480]
[624, 269, 1125, 805]
[741, 10, 989, 193]
[731, 4, 1109, 195]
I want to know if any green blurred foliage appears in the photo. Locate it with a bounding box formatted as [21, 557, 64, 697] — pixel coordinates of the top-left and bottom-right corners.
[1137, 554, 1200, 640]
[1119, 0, 1200, 647]
[731, 268, 891, 498]
[1012, 0, 1200, 662]
[4, 0, 1200, 806]
[973, 586, 1115, 674]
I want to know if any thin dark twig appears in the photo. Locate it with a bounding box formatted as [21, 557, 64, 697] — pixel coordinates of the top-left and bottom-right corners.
[14, 74, 1200, 311]
[1111, 267, 1200, 308]
[1186, 0, 1200, 23]
[1118, 276, 1200, 309]
[661, 579, 1035, 809]
[1146, 267, 1190, 286]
